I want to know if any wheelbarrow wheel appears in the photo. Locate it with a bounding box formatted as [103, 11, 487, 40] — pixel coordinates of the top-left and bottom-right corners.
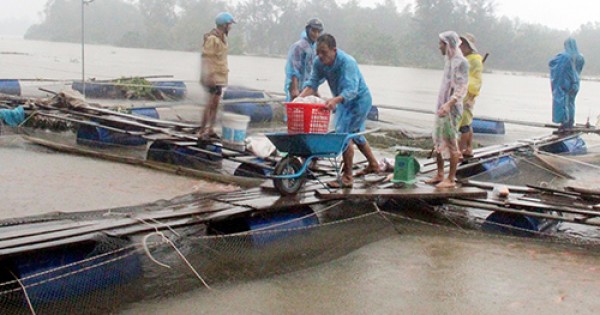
[273, 156, 306, 195]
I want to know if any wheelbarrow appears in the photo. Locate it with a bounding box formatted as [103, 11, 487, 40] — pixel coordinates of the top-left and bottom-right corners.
[265, 131, 369, 195]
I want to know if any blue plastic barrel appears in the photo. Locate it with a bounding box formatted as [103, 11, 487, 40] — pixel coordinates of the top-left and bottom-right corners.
[72, 81, 116, 98]
[246, 207, 319, 246]
[539, 136, 587, 155]
[76, 108, 158, 146]
[131, 107, 159, 119]
[457, 155, 518, 179]
[482, 210, 557, 237]
[222, 86, 265, 100]
[472, 118, 505, 134]
[10, 240, 141, 304]
[0, 79, 21, 96]
[482, 156, 518, 179]
[76, 125, 147, 147]
[206, 206, 319, 246]
[152, 81, 186, 99]
[224, 103, 273, 123]
[222, 86, 271, 122]
[147, 141, 223, 168]
[481, 211, 541, 237]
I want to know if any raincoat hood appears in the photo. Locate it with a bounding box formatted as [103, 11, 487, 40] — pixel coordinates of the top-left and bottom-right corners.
[439, 31, 462, 59]
[564, 37, 580, 55]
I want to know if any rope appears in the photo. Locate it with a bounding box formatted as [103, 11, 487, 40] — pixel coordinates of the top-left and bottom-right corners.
[135, 216, 212, 289]
[10, 271, 37, 315]
[372, 201, 403, 234]
[142, 231, 212, 290]
[0, 248, 138, 296]
[0, 246, 134, 289]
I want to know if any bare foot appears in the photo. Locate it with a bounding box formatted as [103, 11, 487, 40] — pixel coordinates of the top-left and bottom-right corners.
[424, 175, 444, 185]
[327, 177, 353, 188]
[384, 173, 394, 182]
[355, 164, 381, 177]
[436, 179, 456, 188]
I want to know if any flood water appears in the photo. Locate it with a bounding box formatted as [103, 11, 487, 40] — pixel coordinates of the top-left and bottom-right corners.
[2, 38, 600, 314]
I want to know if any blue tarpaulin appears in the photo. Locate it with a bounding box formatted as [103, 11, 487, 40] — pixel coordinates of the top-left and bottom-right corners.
[0, 106, 25, 127]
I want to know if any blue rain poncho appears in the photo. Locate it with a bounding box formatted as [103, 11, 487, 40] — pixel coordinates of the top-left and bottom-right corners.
[284, 31, 317, 101]
[305, 49, 372, 145]
[549, 37, 585, 128]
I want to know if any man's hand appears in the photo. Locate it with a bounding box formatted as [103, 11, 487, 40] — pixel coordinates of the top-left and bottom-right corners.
[437, 101, 451, 116]
[325, 96, 343, 111]
[290, 87, 300, 100]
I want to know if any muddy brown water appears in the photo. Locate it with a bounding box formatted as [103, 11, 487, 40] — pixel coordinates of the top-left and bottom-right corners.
[2, 38, 600, 314]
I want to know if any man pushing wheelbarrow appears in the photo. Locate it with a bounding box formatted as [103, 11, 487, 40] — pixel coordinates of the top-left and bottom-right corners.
[296, 34, 380, 188]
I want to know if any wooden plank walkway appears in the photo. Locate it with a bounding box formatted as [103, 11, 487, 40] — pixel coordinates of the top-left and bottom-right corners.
[315, 186, 487, 201]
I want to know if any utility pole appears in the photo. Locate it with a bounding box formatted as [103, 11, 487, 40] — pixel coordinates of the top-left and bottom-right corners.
[81, 0, 95, 98]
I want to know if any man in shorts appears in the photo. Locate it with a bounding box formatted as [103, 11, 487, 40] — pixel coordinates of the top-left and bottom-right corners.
[426, 31, 469, 189]
[458, 33, 483, 157]
[199, 12, 235, 140]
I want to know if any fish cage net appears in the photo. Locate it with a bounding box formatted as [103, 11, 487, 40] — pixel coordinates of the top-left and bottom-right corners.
[0, 201, 401, 315]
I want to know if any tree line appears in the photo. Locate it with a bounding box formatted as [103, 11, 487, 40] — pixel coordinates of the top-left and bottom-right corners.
[24, 0, 600, 75]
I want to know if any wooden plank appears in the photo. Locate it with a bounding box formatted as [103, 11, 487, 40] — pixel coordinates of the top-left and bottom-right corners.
[461, 179, 538, 194]
[0, 203, 236, 250]
[315, 186, 487, 200]
[73, 104, 202, 129]
[225, 191, 325, 210]
[0, 221, 98, 242]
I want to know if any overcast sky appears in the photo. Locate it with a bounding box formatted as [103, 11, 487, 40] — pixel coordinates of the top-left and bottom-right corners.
[1, 0, 597, 36]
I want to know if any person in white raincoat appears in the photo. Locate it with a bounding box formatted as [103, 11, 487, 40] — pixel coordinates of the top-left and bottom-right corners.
[426, 31, 469, 189]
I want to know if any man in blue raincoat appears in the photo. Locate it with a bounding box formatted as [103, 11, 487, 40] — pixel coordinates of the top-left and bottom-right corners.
[284, 18, 324, 103]
[549, 37, 585, 129]
[299, 34, 380, 188]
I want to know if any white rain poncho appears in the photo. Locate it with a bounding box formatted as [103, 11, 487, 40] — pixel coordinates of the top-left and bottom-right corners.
[433, 31, 469, 157]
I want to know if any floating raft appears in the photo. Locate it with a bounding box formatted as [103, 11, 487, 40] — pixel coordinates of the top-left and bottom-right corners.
[449, 180, 600, 228]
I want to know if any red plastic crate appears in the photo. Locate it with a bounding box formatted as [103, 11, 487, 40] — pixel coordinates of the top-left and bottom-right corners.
[285, 103, 331, 134]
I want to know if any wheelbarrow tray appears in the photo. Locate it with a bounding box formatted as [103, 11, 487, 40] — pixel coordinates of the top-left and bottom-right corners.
[266, 132, 350, 158]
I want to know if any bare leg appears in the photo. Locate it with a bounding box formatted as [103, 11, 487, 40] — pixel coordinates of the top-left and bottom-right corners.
[329, 141, 355, 188]
[199, 93, 220, 136]
[437, 150, 459, 188]
[464, 129, 474, 156]
[425, 152, 444, 184]
[459, 132, 468, 153]
[355, 141, 381, 175]
[342, 140, 354, 183]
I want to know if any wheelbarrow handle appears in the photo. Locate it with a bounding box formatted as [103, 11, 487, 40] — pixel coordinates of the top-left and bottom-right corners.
[343, 127, 380, 143]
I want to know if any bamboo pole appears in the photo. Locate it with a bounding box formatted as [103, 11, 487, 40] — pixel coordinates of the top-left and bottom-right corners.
[374, 104, 561, 129]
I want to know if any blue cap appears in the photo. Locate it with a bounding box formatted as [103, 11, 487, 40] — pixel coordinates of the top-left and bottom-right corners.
[215, 12, 236, 26]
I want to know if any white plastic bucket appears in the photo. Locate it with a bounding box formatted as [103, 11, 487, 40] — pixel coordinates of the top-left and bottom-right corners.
[222, 113, 250, 151]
